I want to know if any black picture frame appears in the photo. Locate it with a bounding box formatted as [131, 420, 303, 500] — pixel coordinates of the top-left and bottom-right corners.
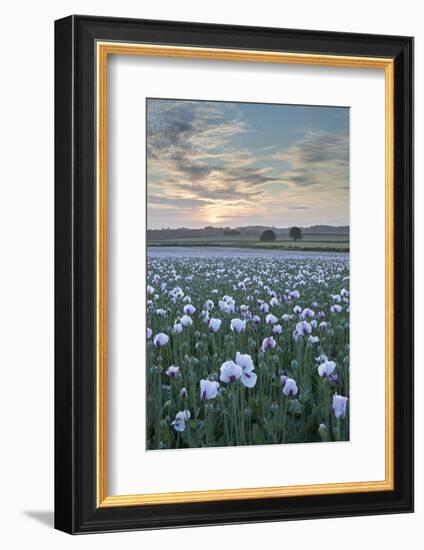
[55, 14, 414, 534]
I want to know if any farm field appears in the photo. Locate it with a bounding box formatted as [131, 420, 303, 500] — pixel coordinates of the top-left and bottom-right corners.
[146, 248, 350, 450]
[147, 233, 349, 252]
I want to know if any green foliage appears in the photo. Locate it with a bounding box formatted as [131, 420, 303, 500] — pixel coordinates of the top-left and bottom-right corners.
[259, 229, 276, 242]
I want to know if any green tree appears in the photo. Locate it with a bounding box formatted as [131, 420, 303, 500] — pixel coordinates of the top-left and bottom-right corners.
[260, 229, 276, 242]
[289, 226, 303, 242]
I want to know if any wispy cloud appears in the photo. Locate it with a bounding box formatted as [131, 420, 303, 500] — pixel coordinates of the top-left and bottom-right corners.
[147, 100, 349, 228]
[272, 129, 349, 189]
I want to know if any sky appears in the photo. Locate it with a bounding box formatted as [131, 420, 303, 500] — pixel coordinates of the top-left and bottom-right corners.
[146, 98, 349, 229]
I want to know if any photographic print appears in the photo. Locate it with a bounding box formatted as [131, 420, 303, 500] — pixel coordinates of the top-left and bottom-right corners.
[146, 98, 350, 450]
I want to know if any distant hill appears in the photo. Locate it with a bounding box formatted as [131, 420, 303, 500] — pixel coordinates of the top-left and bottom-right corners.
[147, 225, 349, 240]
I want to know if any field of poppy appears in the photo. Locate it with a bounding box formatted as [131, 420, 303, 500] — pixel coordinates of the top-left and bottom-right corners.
[146, 249, 349, 450]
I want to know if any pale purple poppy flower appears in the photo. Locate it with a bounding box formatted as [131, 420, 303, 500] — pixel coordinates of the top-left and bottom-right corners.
[230, 318, 246, 334]
[266, 313, 278, 325]
[165, 365, 180, 378]
[283, 378, 298, 397]
[173, 322, 183, 335]
[218, 300, 229, 313]
[204, 299, 214, 311]
[235, 352, 257, 388]
[260, 303, 270, 314]
[171, 409, 191, 432]
[331, 304, 342, 313]
[153, 333, 169, 347]
[180, 314, 193, 327]
[147, 327, 152, 339]
[208, 318, 222, 333]
[261, 336, 276, 351]
[183, 304, 196, 315]
[272, 324, 283, 335]
[333, 394, 349, 418]
[301, 308, 315, 319]
[200, 379, 220, 400]
[220, 360, 243, 383]
[318, 360, 336, 378]
[309, 335, 320, 344]
[295, 320, 312, 336]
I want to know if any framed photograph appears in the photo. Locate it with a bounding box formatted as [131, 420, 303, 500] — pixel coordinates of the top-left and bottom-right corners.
[54, 15, 414, 534]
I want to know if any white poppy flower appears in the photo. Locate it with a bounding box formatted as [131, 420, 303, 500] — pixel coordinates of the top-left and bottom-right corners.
[200, 379, 220, 400]
[147, 327, 152, 339]
[153, 333, 169, 347]
[331, 304, 342, 313]
[218, 300, 229, 313]
[261, 336, 276, 351]
[205, 299, 214, 311]
[156, 308, 167, 317]
[270, 297, 279, 307]
[272, 324, 283, 335]
[183, 304, 196, 315]
[333, 394, 349, 418]
[235, 352, 257, 388]
[283, 378, 298, 397]
[165, 365, 180, 378]
[318, 360, 336, 378]
[220, 360, 243, 383]
[171, 409, 191, 432]
[295, 320, 312, 336]
[301, 308, 315, 319]
[293, 305, 302, 314]
[180, 314, 193, 327]
[230, 318, 246, 334]
[173, 322, 183, 335]
[260, 303, 270, 313]
[266, 313, 278, 325]
[208, 318, 222, 333]
[309, 335, 320, 344]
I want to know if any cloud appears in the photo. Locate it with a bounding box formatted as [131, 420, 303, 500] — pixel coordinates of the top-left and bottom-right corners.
[272, 129, 349, 189]
[147, 100, 349, 227]
[147, 100, 284, 216]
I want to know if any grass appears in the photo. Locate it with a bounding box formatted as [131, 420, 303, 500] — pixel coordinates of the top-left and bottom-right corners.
[147, 233, 349, 252]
